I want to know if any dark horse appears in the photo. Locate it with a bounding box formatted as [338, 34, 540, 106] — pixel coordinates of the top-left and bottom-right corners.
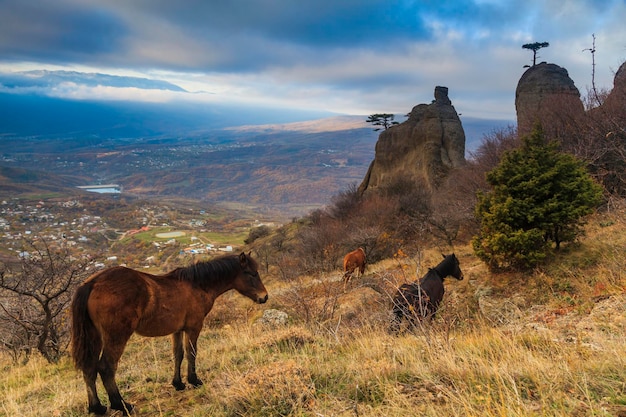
[71, 252, 268, 415]
[390, 253, 463, 332]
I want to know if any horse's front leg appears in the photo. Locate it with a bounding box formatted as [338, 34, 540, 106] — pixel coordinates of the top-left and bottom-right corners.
[389, 307, 404, 334]
[185, 328, 203, 387]
[171, 331, 186, 390]
[428, 300, 440, 320]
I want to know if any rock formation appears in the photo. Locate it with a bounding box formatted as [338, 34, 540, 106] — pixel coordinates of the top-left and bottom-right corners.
[515, 62, 584, 136]
[358, 86, 465, 194]
[515, 60, 626, 195]
[602, 61, 626, 113]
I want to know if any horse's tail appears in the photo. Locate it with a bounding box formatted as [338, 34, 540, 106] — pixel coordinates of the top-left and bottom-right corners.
[71, 280, 100, 372]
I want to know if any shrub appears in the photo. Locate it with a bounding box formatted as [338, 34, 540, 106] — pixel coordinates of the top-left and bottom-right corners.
[244, 224, 271, 244]
[473, 125, 603, 271]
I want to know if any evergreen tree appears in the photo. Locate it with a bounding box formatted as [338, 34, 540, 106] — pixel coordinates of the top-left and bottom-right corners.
[522, 41, 549, 66]
[366, 114, 399, 131]
[472, 125, 603, 271]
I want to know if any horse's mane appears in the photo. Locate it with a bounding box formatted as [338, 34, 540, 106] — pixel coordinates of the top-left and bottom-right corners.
[173, 254, 242, 289]
[421, 267, 440, 283]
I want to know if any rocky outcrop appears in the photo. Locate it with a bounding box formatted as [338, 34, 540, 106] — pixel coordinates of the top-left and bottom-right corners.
[515, 62, 584, 136]
[515, 61, 626, 195]
[602, 61, 626, 113]
[359, 86, 466, 194]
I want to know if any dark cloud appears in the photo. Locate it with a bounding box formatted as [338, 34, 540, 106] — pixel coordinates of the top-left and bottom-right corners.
[0, 0, 596, 72]
[0, 2, 127, 65]
[0, 0, 448, 71]
[117, 0, 431, 45]
[0, 0, 624, 119]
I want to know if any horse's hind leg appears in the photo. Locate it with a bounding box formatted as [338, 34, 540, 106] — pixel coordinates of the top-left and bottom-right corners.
[98, 335, 134, 415]
[171, 331, 186, 390]
[343, 270, 353, 289]
[82, 339, 107, 414]
[84, 372, 107, 415]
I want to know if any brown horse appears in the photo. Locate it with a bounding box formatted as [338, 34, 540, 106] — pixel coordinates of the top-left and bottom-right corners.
[71, 252, 267, 415]
[343, 247, 366, 283]
[390, 253, 463, 332]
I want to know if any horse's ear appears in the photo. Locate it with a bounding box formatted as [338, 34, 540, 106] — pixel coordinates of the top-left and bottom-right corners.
[442, 253, 446, 259]
[239, 252, 247, 266]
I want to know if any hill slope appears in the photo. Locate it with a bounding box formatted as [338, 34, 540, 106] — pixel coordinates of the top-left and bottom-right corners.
[2, 208, 625, 416]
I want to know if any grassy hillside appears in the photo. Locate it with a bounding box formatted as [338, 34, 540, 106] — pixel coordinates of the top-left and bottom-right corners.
[1, 209, 625, 416]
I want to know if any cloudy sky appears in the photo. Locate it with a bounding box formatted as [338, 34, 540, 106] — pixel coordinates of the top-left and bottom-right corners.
[0, 0, 625, 121]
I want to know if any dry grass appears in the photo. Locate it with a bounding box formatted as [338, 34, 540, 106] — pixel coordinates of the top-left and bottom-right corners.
[2, 210, 626, 416]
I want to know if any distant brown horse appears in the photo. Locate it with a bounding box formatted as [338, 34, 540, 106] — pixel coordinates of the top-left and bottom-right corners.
[343, 247, 366, 283]
[390, 253, 463, 332]
[71, 252, 268, 415]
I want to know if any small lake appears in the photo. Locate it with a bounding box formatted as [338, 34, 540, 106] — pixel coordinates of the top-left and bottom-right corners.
[77, 184, 121, 193]
[84, 187, 121, 194]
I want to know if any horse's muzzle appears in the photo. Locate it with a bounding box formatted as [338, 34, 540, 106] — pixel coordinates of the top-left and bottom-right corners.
[257, 294, 269, 304]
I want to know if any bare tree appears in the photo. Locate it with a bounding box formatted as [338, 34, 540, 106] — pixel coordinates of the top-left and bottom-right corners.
[295, 217, 344, 274]
[583, 34, 601, 107]
[0, 239, 92, 363]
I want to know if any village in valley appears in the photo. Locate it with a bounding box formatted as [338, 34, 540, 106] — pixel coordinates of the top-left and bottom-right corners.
[0, 195, 266, 270]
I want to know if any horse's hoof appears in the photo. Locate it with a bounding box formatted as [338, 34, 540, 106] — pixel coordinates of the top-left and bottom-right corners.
[172, 380, 186, 391]
[88, 404, 108, 415]
[189, 377, 204, 388]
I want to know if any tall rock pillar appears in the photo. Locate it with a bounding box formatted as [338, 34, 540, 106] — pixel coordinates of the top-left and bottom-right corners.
[515, 62, 584, 137]
[359, 86, 466, 194]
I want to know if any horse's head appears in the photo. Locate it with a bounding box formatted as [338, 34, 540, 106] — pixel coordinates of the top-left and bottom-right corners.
[442, 253, 464, 281]
[235, 252, 268, 304]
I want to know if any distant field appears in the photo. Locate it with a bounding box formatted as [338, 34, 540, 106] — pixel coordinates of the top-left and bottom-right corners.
[127, 227, 247, 247]
[155, 231, 186, 238]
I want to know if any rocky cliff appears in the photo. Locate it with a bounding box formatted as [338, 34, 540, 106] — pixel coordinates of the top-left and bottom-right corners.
[358, 86, 466, 194]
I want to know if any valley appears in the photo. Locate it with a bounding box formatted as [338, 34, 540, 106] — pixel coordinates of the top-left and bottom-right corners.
[0, 118, 380, 218]
[0, 114, 509, 219]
